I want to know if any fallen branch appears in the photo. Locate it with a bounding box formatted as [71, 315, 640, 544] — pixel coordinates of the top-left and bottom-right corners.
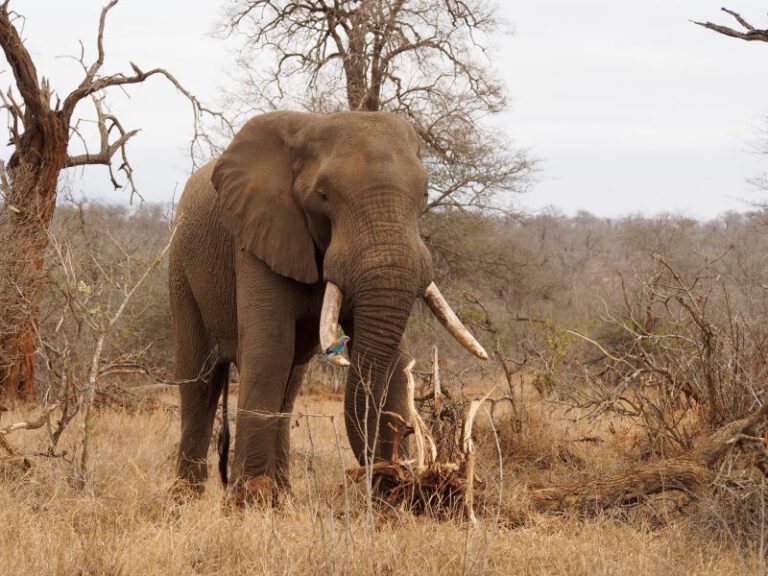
[528, 401, 768, 515]
[0, 402, 60, 436]
[529, 457, 709, 514]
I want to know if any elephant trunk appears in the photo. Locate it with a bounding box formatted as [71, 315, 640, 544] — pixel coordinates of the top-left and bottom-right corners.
[343, 270, 418, 465]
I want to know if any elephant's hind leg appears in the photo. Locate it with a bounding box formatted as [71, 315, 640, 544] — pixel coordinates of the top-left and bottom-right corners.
[171, 271, 227, 493]
[176, 362, 227, 490]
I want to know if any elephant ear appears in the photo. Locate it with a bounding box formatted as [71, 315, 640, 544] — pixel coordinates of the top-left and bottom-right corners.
[211, 111, 318, 284]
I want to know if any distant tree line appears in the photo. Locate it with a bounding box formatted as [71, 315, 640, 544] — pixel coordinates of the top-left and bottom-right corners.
[32, 202, 768, 375]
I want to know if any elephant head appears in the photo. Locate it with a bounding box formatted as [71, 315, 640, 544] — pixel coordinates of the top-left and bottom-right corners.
[211, 111, 486, 465]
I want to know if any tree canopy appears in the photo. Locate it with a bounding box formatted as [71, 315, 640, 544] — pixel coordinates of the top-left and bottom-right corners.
[223, 0, 532, 212]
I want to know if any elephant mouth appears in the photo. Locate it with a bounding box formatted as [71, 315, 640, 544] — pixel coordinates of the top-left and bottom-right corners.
[318, 281, 488, 362]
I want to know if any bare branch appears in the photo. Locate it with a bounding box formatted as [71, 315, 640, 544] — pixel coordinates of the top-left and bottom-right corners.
[693, 7, 768, 43]
[0, 2, 48, 121]
[65, 97, 140, 169]
[82, 0, 119, 85]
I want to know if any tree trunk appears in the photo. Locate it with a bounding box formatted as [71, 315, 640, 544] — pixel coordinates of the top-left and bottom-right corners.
[343, 11, 369, 111]
[0, 117, 69, 401]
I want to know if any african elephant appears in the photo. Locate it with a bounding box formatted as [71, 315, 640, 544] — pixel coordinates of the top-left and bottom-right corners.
[169, 110, 487, 502]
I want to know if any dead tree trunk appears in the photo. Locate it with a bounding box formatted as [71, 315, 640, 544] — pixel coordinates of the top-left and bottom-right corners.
[1, 138, 69, 401]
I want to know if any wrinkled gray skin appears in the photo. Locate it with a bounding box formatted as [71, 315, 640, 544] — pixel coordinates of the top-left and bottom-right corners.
[170, 111, 432, 495]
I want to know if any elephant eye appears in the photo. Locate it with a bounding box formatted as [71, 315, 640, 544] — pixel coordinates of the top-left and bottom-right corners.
[318, 190, 329, 201]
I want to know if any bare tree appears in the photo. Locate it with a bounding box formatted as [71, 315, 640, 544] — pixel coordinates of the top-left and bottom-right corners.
[222, 0, 532, 212]
[0, 0, 226, 400]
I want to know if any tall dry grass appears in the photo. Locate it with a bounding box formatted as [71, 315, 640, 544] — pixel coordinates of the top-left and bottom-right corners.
[0, 386, 761, 576]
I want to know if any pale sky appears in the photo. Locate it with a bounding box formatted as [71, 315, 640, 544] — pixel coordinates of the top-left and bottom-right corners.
[3, 0, 768, 218]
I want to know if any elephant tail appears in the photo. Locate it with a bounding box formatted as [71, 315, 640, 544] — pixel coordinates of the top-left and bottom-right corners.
[217, 372, 231, 486]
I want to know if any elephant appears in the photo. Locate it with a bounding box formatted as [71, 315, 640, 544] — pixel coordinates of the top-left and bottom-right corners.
[169, 110, 488, 502]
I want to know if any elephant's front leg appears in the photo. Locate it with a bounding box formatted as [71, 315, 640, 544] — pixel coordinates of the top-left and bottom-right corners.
[231, 254, 301, 505]
[274, 316, 319, 493]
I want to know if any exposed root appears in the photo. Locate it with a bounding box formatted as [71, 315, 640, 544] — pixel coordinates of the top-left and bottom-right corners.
[346, 460, 475, 518]
[347, 357, 484, 521]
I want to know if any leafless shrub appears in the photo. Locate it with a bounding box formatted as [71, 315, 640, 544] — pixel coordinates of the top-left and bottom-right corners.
[545, 252, 766, 456]
[694, 456, 768, 549]
[40, 201, 174, 379]
[0, 199, 176, 486]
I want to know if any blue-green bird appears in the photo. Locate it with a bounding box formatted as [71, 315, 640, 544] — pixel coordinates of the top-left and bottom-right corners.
[322, 335, 350, 359]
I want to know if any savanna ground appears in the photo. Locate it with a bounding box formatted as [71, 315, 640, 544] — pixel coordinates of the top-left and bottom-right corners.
[0, 368, 762, 576]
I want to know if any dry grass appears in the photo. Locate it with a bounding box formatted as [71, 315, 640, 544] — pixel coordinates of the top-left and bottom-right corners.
[0, 386, 763, 576]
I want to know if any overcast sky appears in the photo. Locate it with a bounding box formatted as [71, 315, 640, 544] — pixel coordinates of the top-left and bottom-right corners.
[4, 0, 768, 218]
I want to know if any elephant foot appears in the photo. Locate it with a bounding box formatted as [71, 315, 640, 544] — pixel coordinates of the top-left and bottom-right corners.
[226, 475, 275, 509]
[168, 477, 205, 503]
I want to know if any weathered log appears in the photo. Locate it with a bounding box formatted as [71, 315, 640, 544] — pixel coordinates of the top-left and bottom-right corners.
[530, 458, 711, 513]
[529, 401, 768, 514]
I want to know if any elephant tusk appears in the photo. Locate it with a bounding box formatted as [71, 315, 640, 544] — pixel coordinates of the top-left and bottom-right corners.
[319, 281, 345, 351]
[422, 282, 489, 360]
